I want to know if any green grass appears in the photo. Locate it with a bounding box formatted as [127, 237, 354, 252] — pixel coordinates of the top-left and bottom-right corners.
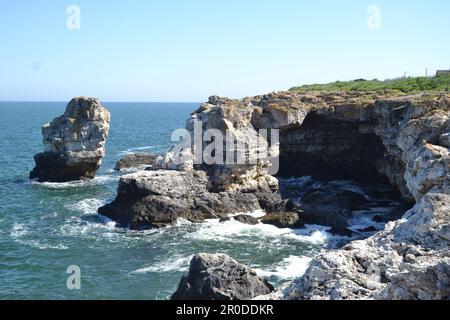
[290, 74, 450, 94]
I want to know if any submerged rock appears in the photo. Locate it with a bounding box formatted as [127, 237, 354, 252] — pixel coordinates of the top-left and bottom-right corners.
[114, 152, 158, 171]
[30, 97, 110, 182]
[171, 253, 274, 300]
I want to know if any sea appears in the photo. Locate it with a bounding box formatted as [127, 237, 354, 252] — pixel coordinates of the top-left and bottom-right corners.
[0, 102, 399, 299]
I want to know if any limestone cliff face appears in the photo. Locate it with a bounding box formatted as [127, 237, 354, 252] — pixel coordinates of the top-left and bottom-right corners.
[185, 91, 449, 300]
[30, 97, 110, 182]
[187, 92, 448, 204]
[100, 90, 449, 299]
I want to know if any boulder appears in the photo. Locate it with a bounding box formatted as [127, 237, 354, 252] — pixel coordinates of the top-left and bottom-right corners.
[171, 253, 274, 300]
[260, 212, 303, 229]
[30, 97, 110, 182]
[233, 214, 259, 225]
[98, 170, 268, 229]
[114, 152, 158, 171]
[295, 187, 372, 228]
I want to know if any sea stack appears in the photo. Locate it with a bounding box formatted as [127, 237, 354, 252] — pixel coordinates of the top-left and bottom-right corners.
[30, 97, 110, 182]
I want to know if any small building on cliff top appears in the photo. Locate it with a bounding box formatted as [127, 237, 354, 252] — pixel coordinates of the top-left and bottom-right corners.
[436, 69, 450, 76]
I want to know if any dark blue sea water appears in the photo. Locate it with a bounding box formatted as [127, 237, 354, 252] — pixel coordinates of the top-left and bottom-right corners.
[0, 102, 391, 299]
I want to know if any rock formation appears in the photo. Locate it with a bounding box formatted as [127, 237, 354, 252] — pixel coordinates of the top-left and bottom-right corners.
[99, 90, 449, 300]
[267, 193, 450, 300]
[98, 169, 277, 229]
[260, 212, 303, 229]
[30, 97, 110, 182]
[171, 253, 274, 300]
[114, 152, 158, 171]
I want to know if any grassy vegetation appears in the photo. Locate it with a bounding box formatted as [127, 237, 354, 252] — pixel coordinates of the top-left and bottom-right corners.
[290, 74, 450, 94]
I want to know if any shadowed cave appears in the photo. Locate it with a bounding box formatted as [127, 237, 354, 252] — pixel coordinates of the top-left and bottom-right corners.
[275, 112, 411, 234]
[278, 112, 389, 184]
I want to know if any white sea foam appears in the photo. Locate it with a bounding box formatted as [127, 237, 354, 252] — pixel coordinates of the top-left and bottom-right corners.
[229, 209, 266, 219]
[347, 205, 399, 233]
[22, 240, 68, 250]
[348, 212, 384, 232]
[175, 218, 193, 226]
[11, 222, 28, 238]
[187, 212, 337, 246]
[40, 212, 58, 220]
[131, 255, 192, 274]
[60, 216, 117, 237]
[11, 222, 68, 250]
[119, 144, 172, 156]
[31, 175, 118, 189]
[253, 255, 312, 280]
[66, 198, 107, 214]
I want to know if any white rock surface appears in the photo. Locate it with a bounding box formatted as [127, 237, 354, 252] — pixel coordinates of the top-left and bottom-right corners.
[30, 97, 110, 182]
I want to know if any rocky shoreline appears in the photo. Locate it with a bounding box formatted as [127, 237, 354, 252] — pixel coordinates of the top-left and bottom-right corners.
[99, 90, 448, 300]
[30, 91, 449, 300]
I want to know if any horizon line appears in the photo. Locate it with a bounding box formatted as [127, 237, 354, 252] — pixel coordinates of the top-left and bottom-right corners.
[0, 100, 203, 104]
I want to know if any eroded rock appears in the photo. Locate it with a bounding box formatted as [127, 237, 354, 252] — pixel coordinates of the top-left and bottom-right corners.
[114, 152, 158, 171]
[171, 253, 274, 300]
[103, 91, 449, 300]
[30, 97, 110, 182]
[271, 193, 450, 300]
[233, 214, 259, 225]
[98, 170, 272, 229]
[260, 212, 303, 229]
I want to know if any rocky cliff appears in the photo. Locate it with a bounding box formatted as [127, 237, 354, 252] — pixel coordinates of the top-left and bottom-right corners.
[100, 90, 449, 299]
[30, 97, 110, 182]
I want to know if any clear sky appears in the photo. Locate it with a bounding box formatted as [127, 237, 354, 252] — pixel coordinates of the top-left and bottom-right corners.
[1, 0, 449, 102]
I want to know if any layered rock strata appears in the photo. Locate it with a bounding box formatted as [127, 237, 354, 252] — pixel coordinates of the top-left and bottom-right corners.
[100, 91, 449, 299]
[30, 97, 110, 182]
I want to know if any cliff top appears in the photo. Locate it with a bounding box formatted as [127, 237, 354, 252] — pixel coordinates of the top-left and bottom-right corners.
[289, 74, 450, 95]
[203, 90, 450, 114]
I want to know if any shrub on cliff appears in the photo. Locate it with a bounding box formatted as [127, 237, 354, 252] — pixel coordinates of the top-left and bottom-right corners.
[290, 74, 450, 94]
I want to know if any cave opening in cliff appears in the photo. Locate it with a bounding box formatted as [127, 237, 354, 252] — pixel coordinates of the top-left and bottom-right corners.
[277, 112, 390, 184]
[275, 111, 412, 235]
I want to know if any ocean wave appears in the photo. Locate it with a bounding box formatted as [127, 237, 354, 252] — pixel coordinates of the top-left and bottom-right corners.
[10, 222, 68, 250]
[10, 222, 28, 238]
[119, 144, 173, 156]
[187, 212, 338, 246]
[60, 216, 117, 237]
[20, 240, 68, 250]
[229, 209, 266, 219]
[130, 255, 192, 274]
[30, 175, 118, 189]
[253, 255, 312, 280]
[65, 198, 107, 214]
[175, 218, 193, 226]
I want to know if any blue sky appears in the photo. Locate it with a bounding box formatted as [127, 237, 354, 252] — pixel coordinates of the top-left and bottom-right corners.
[0, 0, 449, 102]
